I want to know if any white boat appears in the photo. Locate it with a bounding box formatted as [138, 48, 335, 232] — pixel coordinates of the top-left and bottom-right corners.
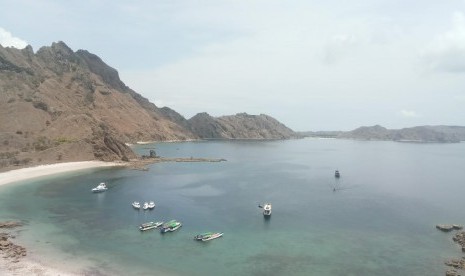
[201, 232, 223, 242]
[194, 232, 214, 241]
[91, 182, 107, 193]
[263, 203, 272, 216]
[139, 221, 163, 231]
[132, 201, 141, 209]
[142, 202, 149, 210]
[148, 201, 155, 209]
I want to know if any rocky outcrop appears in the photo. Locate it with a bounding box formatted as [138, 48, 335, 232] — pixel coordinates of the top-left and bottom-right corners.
[445, 258, 465, 270]
[437, 224, 464, 232]
[0, 221, 26, 263]
[75, 49, 128, 92]
[439, 228, 465, 275]
[188, 112, 226, 139]
[446, 268, 461, 276]
[453, 232, 465, 253]
[0, 234, 27, 262]
[0, 221, 22, 229]
[188, 112, 296, 139]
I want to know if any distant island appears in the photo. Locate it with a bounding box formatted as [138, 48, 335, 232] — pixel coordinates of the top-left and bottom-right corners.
[0, 41, 296, 172]
[299, 125, 465, 143]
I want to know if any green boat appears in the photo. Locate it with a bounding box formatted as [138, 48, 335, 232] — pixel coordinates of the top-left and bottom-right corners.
[160, 220, 182, 233]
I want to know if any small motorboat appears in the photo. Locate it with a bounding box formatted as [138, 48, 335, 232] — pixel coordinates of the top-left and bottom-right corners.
[201, 232, 223, 242]
[160, 220, 182, 233]
[194, 232, 214, 241]
[263, 203, 272, 217]
[142, 202, 149, 210]
[132, 201, 141, 209]
[139, 221, 164, 231]
[335, 170, 340, 178]
[148, 201, 155, 209]
[91, 182, 107, 193]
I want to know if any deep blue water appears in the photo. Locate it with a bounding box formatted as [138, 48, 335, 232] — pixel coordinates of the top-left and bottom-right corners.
[0, 139, 464, 275]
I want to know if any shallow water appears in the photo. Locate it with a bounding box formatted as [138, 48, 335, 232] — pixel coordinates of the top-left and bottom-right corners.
[0, 139, 464, 275]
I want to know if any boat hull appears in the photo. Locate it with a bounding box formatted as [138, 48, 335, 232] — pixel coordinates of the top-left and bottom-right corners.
[139, 222, 163, 231]
[160, 223, 182, 233]
[263, 204, 272, 216]
[201, 233, 223, 241]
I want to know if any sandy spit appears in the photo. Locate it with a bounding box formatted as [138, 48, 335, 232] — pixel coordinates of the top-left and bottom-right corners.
[0, 161, 124, 187]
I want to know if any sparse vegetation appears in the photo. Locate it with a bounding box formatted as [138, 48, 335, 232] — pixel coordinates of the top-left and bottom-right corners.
[55, 137, 73, 144]
[33, 136, 51, 151]
[32, 101, 48, 111]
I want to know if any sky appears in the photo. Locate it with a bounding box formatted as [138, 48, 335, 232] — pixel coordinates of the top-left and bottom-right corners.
[1, 0, 465, 131]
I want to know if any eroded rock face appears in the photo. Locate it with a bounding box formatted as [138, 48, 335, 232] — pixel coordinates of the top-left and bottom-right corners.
[0, 221, 26, 263]
[92, 134, 137, 161]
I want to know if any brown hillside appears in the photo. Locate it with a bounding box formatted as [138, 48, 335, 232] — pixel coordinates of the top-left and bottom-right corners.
[0, 42, 196, 170]
[0, 41, 296, 171]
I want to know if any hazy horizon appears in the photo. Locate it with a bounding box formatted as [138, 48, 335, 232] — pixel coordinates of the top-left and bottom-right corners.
[2, 1, 465, 131]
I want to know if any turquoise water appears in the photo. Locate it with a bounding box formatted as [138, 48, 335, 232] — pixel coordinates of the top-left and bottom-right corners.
[0, 139, 464, 275]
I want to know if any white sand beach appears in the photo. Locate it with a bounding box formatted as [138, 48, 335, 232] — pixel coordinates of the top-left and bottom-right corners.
[0, 161, 123, 187]
[0, 161, 125, 275]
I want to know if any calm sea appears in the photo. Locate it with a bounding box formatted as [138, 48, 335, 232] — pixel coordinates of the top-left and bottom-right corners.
[0, 139, 464, 275]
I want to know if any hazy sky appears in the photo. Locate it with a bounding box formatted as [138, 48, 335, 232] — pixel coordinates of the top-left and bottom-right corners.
[1, 0, 465, 131]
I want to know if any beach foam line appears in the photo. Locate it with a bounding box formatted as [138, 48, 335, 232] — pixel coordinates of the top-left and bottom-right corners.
[0, 161, 123, 187]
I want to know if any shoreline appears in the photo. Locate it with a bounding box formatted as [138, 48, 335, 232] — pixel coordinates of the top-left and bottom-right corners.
[0, 161, 124, 187]
[0, 161, 125, 276]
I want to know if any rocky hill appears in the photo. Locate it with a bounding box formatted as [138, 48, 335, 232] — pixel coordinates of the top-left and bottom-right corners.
[0, 41, 296, 171]
[188, 112, 296, 139]
[301, 125, 465, 143]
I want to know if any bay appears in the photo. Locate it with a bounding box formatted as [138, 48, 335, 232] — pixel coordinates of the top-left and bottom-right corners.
[0, 139, 464, 275]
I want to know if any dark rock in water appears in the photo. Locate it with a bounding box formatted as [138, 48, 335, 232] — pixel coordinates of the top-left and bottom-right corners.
[437, 224, 455, 232]
[0, 221, 22, 229]
[445, 258, 465, 269]
[452, 231, 465, 247]
[442, 230, 465, 275]
[446, 269, 459, 276]
[453, 225, 464, 230]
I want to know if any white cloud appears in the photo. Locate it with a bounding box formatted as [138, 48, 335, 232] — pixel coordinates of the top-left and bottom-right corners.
[421, 12, 465, 73]
[400, 110, 420, 118]
[0, 27, 27, 49]
[323, 34, 359, 64]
